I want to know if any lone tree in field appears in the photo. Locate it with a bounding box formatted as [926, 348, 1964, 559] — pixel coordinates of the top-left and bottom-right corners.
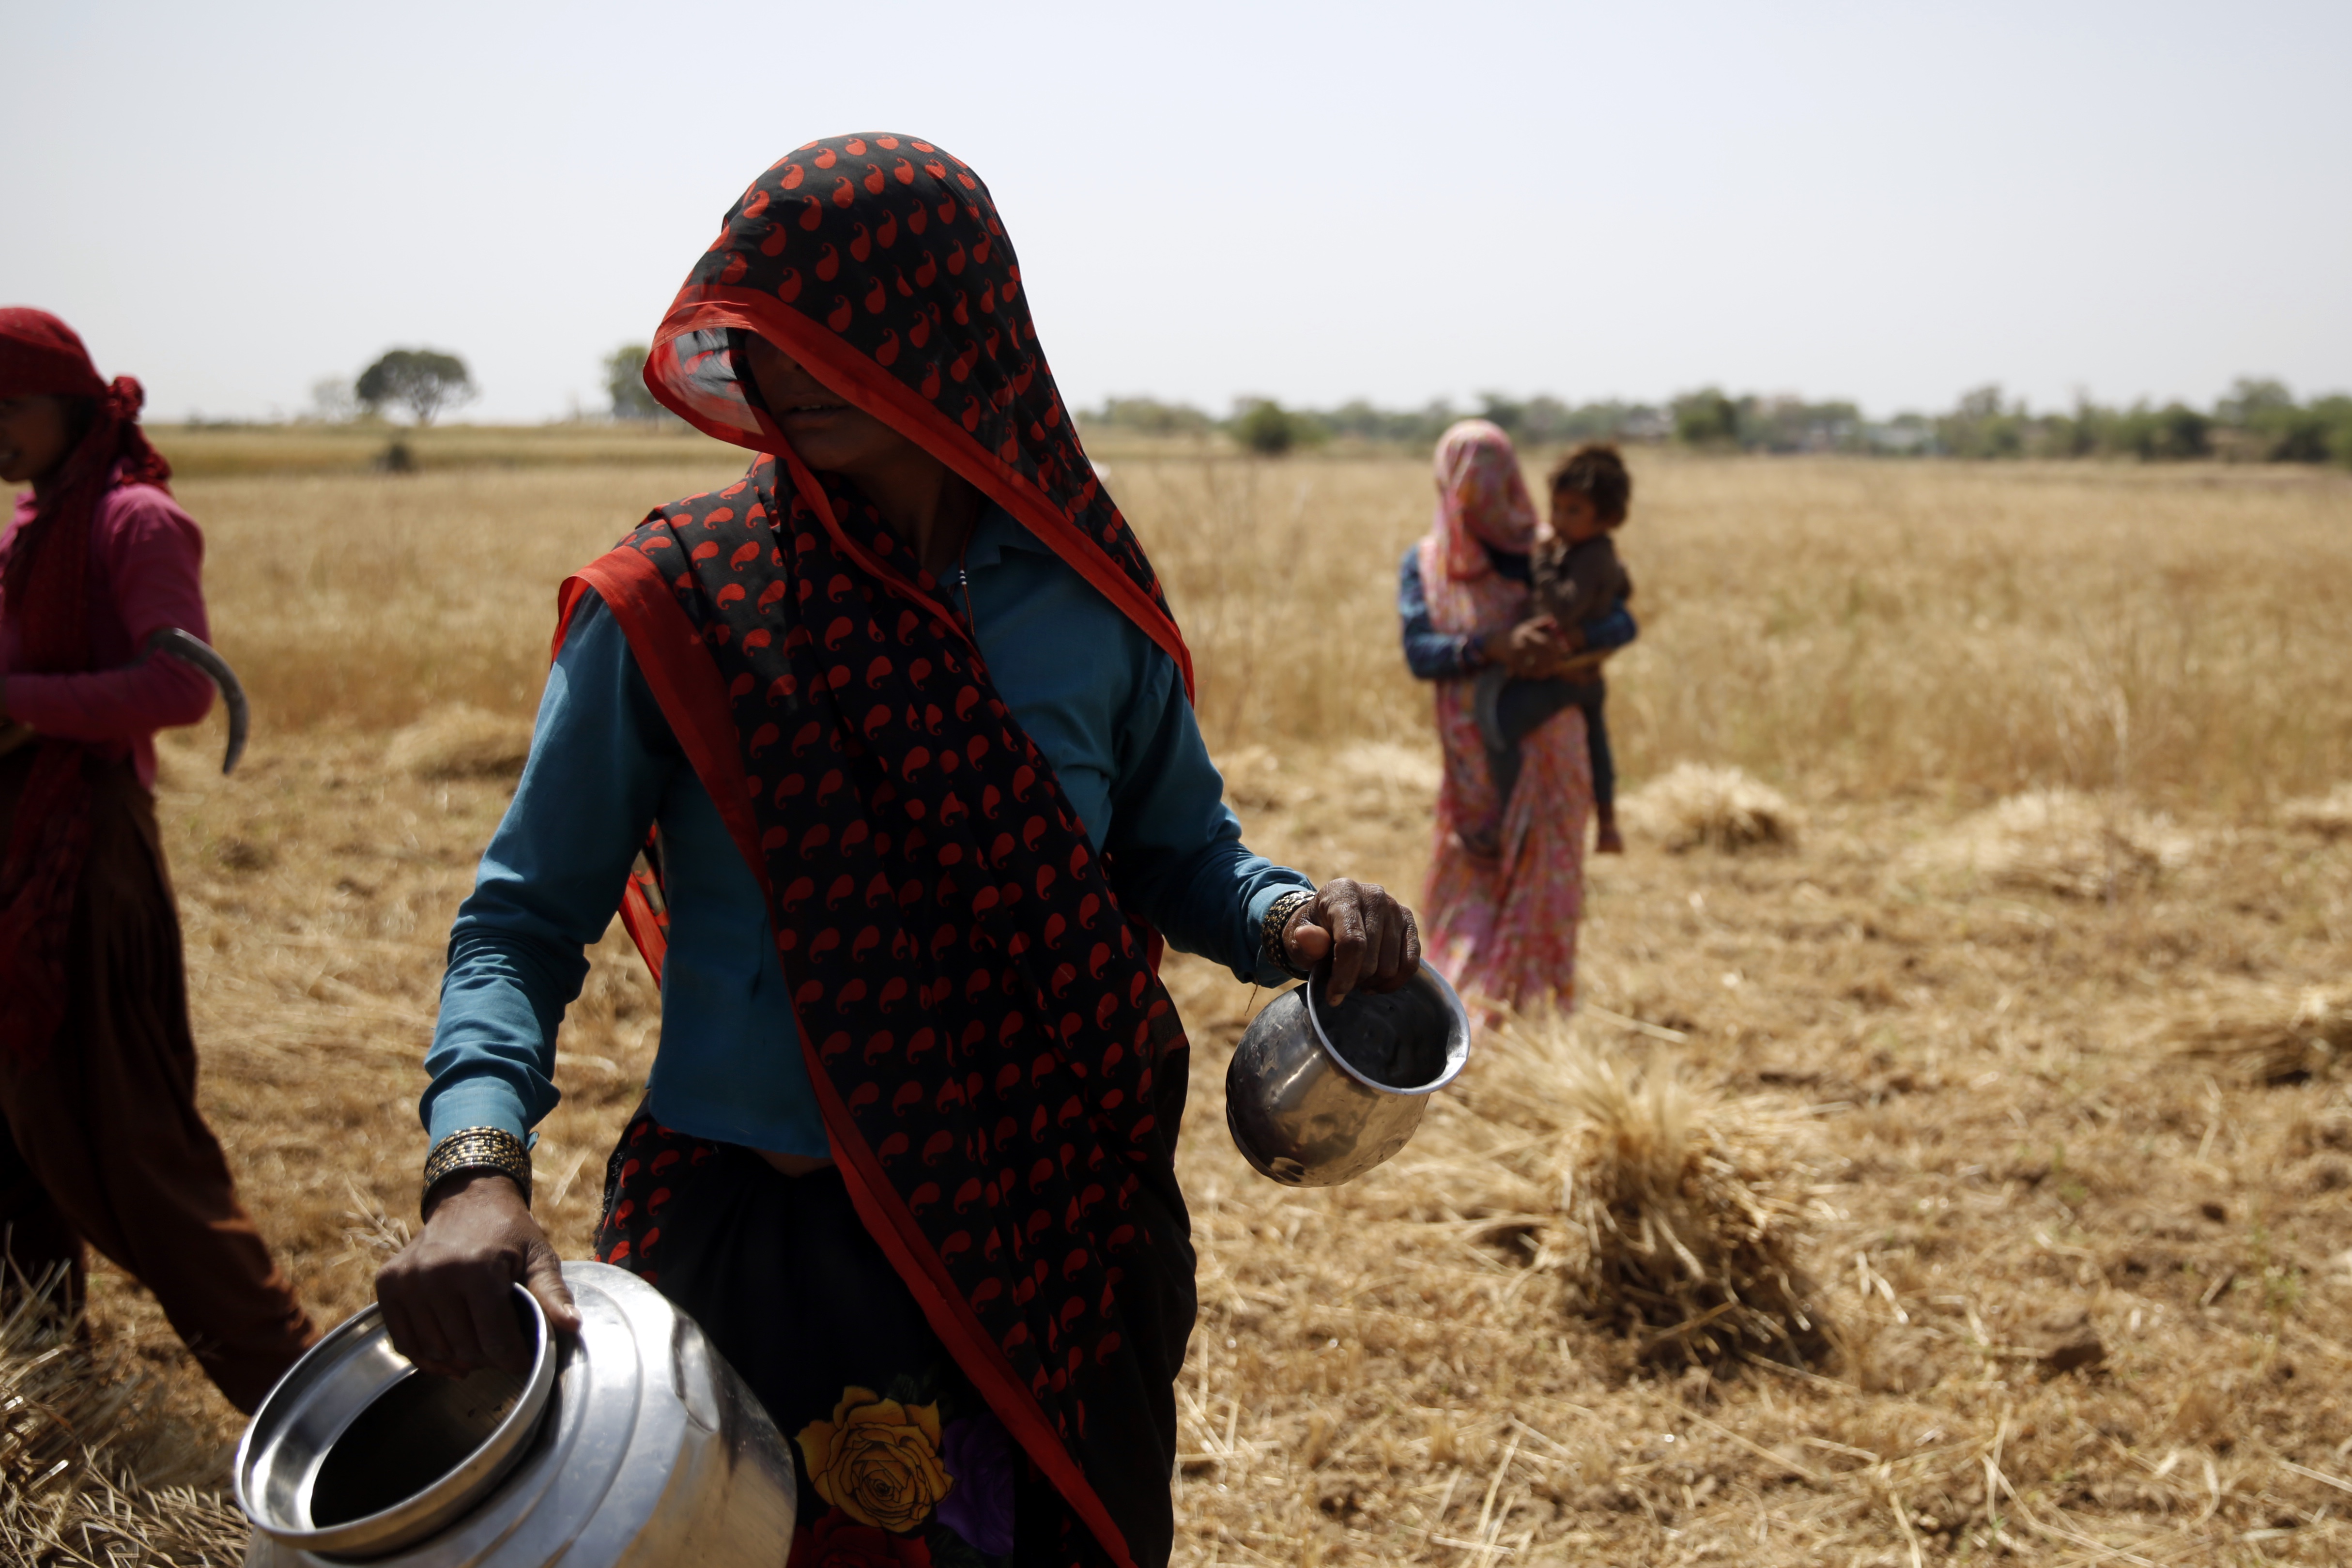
[1671, 388, 1741, 449]
[356, 349, 476, 425]
[603, 344, 663, 420]
[306, 375, 356, 423]
[1235, 399, 1314, 457]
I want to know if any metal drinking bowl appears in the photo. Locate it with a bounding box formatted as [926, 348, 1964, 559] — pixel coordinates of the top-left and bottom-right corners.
[236, 1284, 555, 1558]
[1226, 960, 1471, 1186]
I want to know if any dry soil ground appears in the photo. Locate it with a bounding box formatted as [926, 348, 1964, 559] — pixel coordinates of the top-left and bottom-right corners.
[19, 446, 2352, 1567]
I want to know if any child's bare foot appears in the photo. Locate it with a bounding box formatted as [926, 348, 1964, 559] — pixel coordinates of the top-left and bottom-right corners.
[1596, 823, 1625, 855]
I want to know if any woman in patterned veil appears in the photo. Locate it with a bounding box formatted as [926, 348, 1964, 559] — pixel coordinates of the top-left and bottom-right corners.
[375, 136, 1422, 1568]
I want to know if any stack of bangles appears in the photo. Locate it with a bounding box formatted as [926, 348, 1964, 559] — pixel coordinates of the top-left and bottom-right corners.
[1261, 887, 1317, 982]
[421, 1127, 532, 1215]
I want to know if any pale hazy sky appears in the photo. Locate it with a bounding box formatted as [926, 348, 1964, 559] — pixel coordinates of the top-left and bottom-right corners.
[10, 0, 2348, 424]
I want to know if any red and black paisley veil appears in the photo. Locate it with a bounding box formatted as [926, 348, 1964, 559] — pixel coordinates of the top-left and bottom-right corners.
[560, 136, 1199, 1568]
[642, 134, 1188, 694]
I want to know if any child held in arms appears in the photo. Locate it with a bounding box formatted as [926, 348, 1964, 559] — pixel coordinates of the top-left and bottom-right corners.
[1472, 442, 1636, 853]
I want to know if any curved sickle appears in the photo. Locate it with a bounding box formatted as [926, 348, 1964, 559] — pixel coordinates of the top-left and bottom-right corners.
[145, 627, 249, 774]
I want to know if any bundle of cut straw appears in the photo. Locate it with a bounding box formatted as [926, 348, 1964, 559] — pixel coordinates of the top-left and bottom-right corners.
[2281, 784, 2352, 840]
[1905, 788, 2191, 900]
[1545, 1044, 1829, 1368]
[384, 702, 534, 781]
[1620, 763, 1802, 854]
[0, 1275, 245, 1568]
[2166, 986, 2352, 1086]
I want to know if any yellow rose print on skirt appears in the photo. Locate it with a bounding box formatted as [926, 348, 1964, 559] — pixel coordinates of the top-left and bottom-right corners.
[796, 1387, 955, 1533]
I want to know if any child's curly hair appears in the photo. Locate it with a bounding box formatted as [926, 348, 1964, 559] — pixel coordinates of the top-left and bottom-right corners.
[1548, 442, 1631, 525]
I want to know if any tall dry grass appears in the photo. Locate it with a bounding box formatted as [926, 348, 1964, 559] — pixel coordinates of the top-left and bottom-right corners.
[147, 421, 741, 479]
[176, 446, 2352, 813]
[1118, 453, 2352, 810]
[0, 1303, 246, 1567]
[188, 463, 723, 732]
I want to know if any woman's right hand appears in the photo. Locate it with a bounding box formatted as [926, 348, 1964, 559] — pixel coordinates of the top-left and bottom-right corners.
[376, 1173, 581, 1378]
[1481, 619, 1570, 677]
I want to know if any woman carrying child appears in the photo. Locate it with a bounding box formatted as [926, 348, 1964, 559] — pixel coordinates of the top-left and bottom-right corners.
[1399, 423, 1635, 1014]
[374, 135, 1422, 1568]
[0, 308, 317, 1412]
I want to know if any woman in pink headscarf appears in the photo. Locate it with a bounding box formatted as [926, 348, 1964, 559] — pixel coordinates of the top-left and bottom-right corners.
[1397, 420, 1637, 1014]
[0, 307, 316, 1411]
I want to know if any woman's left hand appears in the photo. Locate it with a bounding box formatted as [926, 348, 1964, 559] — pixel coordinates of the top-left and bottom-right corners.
[1282, 878, 1423, 1006]
[1494, 618, 1569, 677]
[1524, 631, 1600, 680]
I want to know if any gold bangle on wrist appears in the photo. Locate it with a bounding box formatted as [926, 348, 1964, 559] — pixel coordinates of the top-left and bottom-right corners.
[422, 1126, 532, 1214]
[1261, 887, 1317, 982]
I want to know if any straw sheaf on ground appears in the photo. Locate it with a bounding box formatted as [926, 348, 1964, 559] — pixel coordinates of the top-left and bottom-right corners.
[0, 1285, 246, 1567]
[1901, 788, 2197, 902]
[23, 446, 2352, 1565]
[2280, 785, 2352, 841]
[1620, 763, 1802, 855]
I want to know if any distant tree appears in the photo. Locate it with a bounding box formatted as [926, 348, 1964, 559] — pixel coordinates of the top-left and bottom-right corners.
[2027, 396, 2103, 459]
[1935, 385, 2029, 459]
[1083, 397, 1214, 438]
[2156, 404, 2213, 459]
[2108, 401, 2210, 461]
[1233, 399, 1318, 457]
[1671, 389, 1740, 448]
[1013, 382, 2352, 467]
[2215, 378, 2338, 462]
[604, 344, 664, 420]
[2265, 417, 2335, 463]
[1475, 393, 1528, 438]
[306, 376, 357, 423]
[1531, 398, 1660, 447]
[356, 349, 476, 425]
[1318, 399, 1457, 445]
[2216, 377, 2295, 424]
[2314, 395, 2352, 469]
[1740, 395, 1861, 454]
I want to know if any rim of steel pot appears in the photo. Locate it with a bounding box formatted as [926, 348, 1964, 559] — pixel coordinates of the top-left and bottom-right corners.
[1303, 959, 1472, 1096]
[234, 1283, 556, 1558]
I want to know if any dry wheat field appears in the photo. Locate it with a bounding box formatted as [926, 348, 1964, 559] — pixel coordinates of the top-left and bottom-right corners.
[14, 445, 2352, 1568]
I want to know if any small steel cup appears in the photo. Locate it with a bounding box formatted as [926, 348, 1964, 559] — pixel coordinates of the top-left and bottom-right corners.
[1226, 960, 1471, 1186]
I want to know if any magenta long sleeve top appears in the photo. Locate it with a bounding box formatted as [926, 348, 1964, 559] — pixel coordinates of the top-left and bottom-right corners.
[0, 473, 214, 790]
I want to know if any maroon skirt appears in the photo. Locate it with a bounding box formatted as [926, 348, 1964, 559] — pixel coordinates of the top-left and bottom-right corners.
[0, 744, 314, 1413]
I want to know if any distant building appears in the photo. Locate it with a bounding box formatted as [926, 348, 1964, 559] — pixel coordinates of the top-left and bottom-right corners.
[1618, 408, 1675, 443]
[1861, 420, 1938, 455]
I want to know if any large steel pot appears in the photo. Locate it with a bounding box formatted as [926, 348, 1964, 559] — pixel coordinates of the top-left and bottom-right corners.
[1225, 960, 1471, 1186]
[239, 1261, 795, 1567]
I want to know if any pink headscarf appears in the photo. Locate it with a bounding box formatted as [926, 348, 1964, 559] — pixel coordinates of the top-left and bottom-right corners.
[1429, 418, 1537, 581]
[1416, 419, 1536, 644]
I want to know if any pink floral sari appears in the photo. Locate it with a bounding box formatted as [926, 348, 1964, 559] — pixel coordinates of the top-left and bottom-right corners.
[1415, 421, 1592, 1014]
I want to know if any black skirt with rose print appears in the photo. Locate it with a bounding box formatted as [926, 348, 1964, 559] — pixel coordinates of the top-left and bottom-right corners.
[597, 1112, 1074, 1568]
